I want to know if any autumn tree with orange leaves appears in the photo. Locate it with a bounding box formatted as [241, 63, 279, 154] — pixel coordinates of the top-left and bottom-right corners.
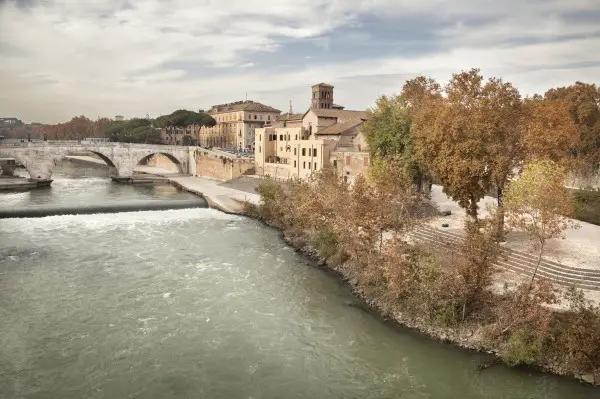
[544, 82, 600, 171]
[412, 69, 579, 234]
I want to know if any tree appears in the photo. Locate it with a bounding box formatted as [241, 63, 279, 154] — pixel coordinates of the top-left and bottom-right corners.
[521, 97, 580, 165]
[155, 110, 216, 128]
[503, 160, 578, 290]
[480, 77, 522, 238]
[413, 69, 495, 221]
[398, 76, 442, 118]
[544, 82, 600, 171]
[363, 77, 440, 193]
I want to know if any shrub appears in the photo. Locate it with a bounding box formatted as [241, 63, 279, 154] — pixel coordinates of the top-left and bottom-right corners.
[311, 229, 339, 262]
[502, 326, 545, 366]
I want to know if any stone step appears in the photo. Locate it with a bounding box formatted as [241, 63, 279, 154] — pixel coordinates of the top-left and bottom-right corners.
[416, 227, 600, 279]
[411, 229, 597, 279]
[421, 224, 592, 273]
[408, 230, 600, 291]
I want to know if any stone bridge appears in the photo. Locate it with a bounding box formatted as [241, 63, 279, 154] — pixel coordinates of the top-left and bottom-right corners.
[0, 141, 196, 180]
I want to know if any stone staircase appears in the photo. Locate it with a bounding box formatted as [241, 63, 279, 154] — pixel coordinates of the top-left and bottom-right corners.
[409, 225, 600, 291]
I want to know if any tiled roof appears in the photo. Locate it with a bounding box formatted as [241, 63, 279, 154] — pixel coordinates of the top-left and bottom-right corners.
[276, 113, 303, 122]
[208, 101, 281, 114]
[315, 119, 364, 135]
[312, 82, 334, 88]
[308, 108, 368, 121]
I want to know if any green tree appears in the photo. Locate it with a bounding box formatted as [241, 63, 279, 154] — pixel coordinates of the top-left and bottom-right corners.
[503, 160, 578, 289]
[363, 77, 440, 193]
[155, 109, 216, 128]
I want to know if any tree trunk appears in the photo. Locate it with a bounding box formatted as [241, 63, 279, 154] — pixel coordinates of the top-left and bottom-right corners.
[415, 171, 423, 194]
[527, 241, 544, 292]
[496, 186, 505, 242]
[467, 199, 478, 223]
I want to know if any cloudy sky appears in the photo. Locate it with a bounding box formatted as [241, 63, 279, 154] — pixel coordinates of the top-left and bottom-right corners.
[1, 0, 599, 124]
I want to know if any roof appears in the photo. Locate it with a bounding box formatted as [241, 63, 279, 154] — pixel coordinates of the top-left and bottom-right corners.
[315, 119, 364, 135]
[276, 113, 303, 122]
[332, 104, 345, 110]
[312, 82, 334, 88]
[208, 100, 281, 114]
[307, 108, 369, 121]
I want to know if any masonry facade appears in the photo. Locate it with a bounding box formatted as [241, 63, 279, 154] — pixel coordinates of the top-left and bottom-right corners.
[255, 83, 371, 182]
[198, 100, 281, 151]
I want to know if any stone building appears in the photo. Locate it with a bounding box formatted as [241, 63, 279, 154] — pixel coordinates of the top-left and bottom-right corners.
[160, 126, 188, 145]
[255, 83, 371, 182]
[199, 100, 281, 150]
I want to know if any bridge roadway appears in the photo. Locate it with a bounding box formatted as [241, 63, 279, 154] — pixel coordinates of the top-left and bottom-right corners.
[0, 141, 237, 180]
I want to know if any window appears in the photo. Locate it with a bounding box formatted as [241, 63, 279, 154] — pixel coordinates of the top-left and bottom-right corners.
[333, 160, 337, 168]
[302, 148, 306, 156]
[294, 148, 296, 155]
[314, 163, 317, 170]
[308, 162, 311, 169]
[260, 115, 263, 120]
[303, 161, 306, 169]
[313, 148, 317, 157]
[259, 134, 261, 141]
[294, 160, 296, 167]
[279, 135, 283, 141]
[254, 115, 257, 120]
[295, 135, 298, 140]
[267, 115, 270, 120]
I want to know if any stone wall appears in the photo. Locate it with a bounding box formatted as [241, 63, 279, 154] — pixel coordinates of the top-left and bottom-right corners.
[194, 150, 254, 181]
[331, 150, 370, 183]
[567, 169, 600, 190]
[259, 163, 295, 181]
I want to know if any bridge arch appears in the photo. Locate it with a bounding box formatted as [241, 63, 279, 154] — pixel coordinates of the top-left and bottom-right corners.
[136, 152, 185, 174]
[0, 149, 119, 180]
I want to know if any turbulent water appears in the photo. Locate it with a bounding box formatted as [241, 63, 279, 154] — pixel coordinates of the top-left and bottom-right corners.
[0, 164, 598, 398]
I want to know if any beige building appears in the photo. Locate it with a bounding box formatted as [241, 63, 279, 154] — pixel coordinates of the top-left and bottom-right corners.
[199, 100, 281, 151]
[255, 83, 371, 181]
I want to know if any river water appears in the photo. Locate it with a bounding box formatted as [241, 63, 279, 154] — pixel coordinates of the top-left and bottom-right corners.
[1, 163, 598, 398]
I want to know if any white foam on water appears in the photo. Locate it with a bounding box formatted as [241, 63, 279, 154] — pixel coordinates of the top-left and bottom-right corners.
[0, 208, 239, 235]
[0, 191, 31, 207]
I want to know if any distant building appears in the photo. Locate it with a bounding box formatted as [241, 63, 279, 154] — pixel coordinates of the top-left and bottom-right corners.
[199, 100, 281, 150]
[255, 83, 370, 182]
[115, 115, 125, 121]
[0, 117, 22, 127]
[160, 126, 189, 146]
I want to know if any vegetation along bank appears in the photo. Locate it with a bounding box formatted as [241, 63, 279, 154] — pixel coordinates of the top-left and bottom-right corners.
[245, 70, 600, 386]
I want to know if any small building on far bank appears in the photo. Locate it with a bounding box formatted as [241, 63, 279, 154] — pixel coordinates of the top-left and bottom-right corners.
[254, 83, 371, 182]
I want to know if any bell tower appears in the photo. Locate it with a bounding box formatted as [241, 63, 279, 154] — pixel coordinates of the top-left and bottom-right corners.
[311, 83, 334, 110]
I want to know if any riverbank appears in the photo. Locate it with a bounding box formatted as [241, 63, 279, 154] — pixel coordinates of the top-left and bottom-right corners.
[239, 176, 600, 388]
[0, 176, 52, 190]
[167, 175, 259, 214]
[249, 213, 599, 387]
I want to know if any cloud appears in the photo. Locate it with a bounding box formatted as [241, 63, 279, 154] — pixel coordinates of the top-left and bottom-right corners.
[0, 0, 598, 123]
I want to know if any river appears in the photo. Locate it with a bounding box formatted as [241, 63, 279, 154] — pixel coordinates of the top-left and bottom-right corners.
[0, 162, 598, 398]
